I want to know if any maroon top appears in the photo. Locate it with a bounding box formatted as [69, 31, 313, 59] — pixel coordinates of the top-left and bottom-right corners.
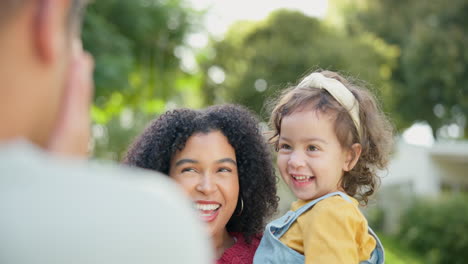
[216, 232, 261, 264]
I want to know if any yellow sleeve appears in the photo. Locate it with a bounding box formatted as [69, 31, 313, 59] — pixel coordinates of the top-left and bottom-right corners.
[298, 198, 372, 264]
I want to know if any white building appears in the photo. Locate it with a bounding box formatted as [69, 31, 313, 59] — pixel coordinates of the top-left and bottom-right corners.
[377, 138, 468, 233]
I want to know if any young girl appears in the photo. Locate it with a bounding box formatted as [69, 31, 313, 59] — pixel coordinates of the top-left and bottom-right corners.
[254, 71, 393, 264]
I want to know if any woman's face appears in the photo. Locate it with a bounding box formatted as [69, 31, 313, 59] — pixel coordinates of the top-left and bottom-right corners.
[169, 131, 239, 238]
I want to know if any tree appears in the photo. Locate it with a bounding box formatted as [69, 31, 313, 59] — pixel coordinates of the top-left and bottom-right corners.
[82, 0, 204, 159]
[200, 10, 398, 121]
[341, 0, 468, 137]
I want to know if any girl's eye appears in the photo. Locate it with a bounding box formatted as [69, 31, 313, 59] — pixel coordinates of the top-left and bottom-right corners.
[279, 143, 291, 150]
[307, 145, 318, 152]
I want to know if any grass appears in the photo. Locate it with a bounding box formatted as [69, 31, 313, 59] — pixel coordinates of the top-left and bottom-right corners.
[378, 233, 424, 264]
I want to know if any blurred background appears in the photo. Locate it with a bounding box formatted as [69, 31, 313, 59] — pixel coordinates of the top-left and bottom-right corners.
[82, 0, 468, 263]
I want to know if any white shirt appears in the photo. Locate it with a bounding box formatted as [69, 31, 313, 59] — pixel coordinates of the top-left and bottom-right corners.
[0, 141, 212, 264]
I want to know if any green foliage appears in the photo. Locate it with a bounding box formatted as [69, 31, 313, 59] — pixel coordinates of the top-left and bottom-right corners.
[366, 206, 385, 232]
[82, 9, 133, 101]
[81, 0, 204, 160]
[398, 195, 468, 263]
[200, 10, 398, 120]
[83, 0, 201, 106]
[343, 0, 468, 136]
[378, 233, 424, 264]
[91, 110, 157, 161]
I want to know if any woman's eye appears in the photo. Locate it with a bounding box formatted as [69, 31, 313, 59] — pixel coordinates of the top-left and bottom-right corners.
[218, 167, 232, 173]
[181, 168, 197, 173]
[307, 145, 318, 152]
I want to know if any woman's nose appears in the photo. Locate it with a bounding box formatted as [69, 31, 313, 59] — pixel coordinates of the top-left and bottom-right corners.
[195, 174, 217, 195]
[287, 151, 306, 169]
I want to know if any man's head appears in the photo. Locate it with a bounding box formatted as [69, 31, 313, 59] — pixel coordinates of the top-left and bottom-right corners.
[0, 0, 86, 35]
[0, 0, 92, 155]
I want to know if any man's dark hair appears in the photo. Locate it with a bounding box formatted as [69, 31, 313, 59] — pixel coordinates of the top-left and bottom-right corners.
[0, 0, 25, 26]
[0, 0, 88, 33]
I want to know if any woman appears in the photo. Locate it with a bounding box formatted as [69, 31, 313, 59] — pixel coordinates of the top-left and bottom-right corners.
[123, 104, 278, 264]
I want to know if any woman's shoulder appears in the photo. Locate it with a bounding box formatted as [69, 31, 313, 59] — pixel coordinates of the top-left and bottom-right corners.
[217, 233, 261, 264]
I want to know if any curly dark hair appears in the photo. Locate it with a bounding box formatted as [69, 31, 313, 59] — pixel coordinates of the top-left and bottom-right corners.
[269, 70, 394, 205]
[123, 104, 278, 242]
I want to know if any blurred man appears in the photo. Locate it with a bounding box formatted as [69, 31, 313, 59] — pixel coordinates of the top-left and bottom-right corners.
[0, 1, 211, 263]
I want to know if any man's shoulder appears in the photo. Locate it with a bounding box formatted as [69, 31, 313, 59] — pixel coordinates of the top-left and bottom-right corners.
[1, 140, 157, 177]
[0, 141, 212, 263]
[0, 140, 172, 191]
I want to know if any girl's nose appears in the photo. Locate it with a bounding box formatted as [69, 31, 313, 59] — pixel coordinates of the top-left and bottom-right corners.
[195, 173, 217, 195]
[287, 151, 306, 169]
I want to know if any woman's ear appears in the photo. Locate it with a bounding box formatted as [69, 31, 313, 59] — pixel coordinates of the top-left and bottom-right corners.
[343, 143, 362, 172]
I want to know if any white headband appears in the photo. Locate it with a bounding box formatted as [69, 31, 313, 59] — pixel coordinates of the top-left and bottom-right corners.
[297, 72, 362, 139]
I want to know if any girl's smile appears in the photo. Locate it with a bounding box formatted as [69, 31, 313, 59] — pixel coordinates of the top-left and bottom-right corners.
[290, 173, 316, 186]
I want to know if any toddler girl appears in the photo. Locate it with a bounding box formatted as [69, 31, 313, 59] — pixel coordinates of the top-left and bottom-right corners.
[254, 70, 393, 263]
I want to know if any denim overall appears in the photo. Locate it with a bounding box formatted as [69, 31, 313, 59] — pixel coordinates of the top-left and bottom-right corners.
[253, 192, 385, 263]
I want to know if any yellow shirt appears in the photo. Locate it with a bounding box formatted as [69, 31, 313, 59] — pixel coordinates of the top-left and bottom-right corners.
[279, 195, 376, 263]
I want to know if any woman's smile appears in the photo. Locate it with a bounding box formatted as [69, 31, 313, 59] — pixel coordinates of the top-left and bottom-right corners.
[196, 200, 222, 222]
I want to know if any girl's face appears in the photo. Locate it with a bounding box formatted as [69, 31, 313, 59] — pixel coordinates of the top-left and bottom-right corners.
[277, 109, 353, 201]
[169, 131, 239, 238]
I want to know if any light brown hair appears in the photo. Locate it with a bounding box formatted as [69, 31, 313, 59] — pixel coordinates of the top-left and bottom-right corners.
[270, 70, 394, 204]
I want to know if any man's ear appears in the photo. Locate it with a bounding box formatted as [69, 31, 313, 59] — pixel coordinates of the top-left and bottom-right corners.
[34, 0, 64, 63]
[343, 143, 362, 172]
